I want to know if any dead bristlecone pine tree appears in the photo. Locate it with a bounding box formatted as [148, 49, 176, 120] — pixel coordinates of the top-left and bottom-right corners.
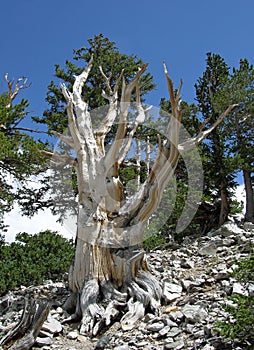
[45, 57, 236, 336]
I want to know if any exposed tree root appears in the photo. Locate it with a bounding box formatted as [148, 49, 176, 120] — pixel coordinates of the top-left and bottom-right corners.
[63, 267, 162, 337]
[121, 271, 162, 331]
[0, 298, 50, 350]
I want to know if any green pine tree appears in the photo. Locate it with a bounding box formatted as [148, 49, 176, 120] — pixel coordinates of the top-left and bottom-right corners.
[195, 53, 238, 227]
[0, 77, 49, 232]
[212, 58, 254, 222]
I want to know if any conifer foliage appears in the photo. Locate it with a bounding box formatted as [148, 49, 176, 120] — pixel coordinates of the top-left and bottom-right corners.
[0, 76, 49, 232]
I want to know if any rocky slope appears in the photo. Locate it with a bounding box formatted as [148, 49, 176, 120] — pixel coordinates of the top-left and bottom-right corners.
[0, 221, 253, 350]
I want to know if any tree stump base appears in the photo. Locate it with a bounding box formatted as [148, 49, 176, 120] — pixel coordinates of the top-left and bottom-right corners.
[63, 249, 162, 337]
[0, 298, 50, 350]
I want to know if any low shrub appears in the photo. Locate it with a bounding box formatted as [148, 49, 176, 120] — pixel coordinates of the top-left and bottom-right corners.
[143, 232, 167, 250]
[0, 230, 74, 295]
[217, 250, 254, 349]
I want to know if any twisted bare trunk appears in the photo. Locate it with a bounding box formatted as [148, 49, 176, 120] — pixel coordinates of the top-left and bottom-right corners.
[44, 57, 237, 336]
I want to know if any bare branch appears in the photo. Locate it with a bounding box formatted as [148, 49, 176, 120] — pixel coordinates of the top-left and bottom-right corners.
[118, 83, 146, 165]
[95, 69, 125, 146]
[94, 99, 118, 155]
[179, 104, 238, 152]
[51, 130, 75, 148]
[99, 66, 113, 94]
[105, 65, 148, 173]
[73, 55, 93, 101]
[146, 135, 150, 175]
[93, 70, 125, 154]
[163, 61, 182, 151]
[60, 83, 83, 149]
[123, 64, 148, 102]
[60, 81, 73, 102]
[4, 74, 31, 106]
[147, 62, 182, 185]
[198, 116, 211, 132]
[40, 150, 77, 167]
[120, 63, 183, 225]
[70, 57, 100, 171]
[136, 139, 141, 188]
[10, 127, 48, 134]
[114, 69, 125, 93]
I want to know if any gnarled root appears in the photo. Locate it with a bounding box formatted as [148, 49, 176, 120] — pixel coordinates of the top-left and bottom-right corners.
[63, 249, 162, 336]
[70, 270, 162, 336]
[79, 279, 127, 336]
[121, 271, 162, 331]
[0, 298, 50, 350]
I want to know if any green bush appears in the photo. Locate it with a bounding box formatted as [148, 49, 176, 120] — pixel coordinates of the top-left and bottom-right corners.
[0, 230, 75, 295]
[217, 250, 254, 348]
[143, 232, 167, 250]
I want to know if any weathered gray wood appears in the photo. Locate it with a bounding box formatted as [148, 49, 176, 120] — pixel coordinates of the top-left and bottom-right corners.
[100, 280, 127, 303]
[46, 57, 237, 336]
[0, 298, 50, 350]
[120, 298, 145, 331]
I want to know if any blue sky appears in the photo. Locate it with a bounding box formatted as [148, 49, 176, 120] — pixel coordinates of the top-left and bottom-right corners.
[1, 0, 254, 118]
[2, 0, 251, 240]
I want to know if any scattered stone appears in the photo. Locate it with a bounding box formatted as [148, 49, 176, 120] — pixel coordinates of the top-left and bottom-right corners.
[199, 243, 217, 256]
[146, 321, 165, 332]
[42, 314, 62, 334]
[158, 325, 171, 337]
[180, 279, 193, 291]
[162, 282, 182, 303]
[232, 282, 248, 296]
[167, 326, 181, 338]
[180, 258, 195, 269]
[39, 329, 54, 338]
[35, 336, 52, 347]
[165, 319, 178, 327]
[248, 283, 254, 296]
[181, 304, 208, 323]
[95, 335, 112, 349]
[239, 241, 253, 253]
[163, 282, 183, 294]
[114, 346, 130, 350]
[67, 330, 79, 340]
[136, 340, 148, 346]
[243, 222, 254, 232]
[220, 222, 244, 236]
[165, 306, 179, 314]
[143, 313, 156, 322]
[202, 344, 216, 350]
[222, 238, 235, 246]
[168, 310, 184, 323]
[215, 271, 229, 281]
[164, 338, 185, 349]
[0, 221, 253, 350]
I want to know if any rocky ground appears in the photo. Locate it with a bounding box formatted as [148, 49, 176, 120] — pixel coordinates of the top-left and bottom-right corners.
[0, 221, 253, 350]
